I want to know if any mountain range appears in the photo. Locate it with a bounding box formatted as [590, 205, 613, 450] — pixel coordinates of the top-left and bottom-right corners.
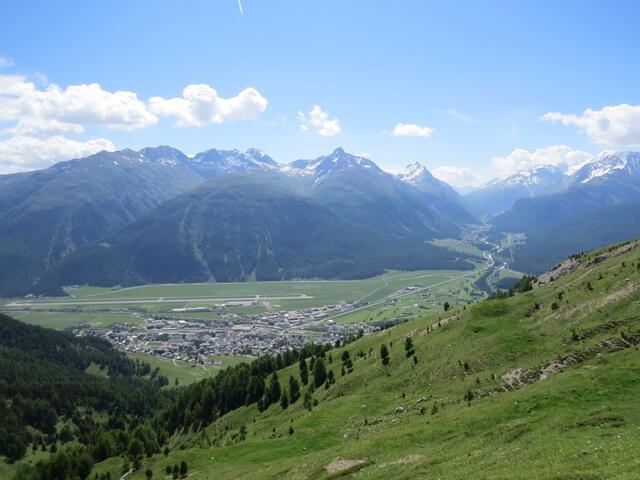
[0, 147, 475, 296]
[2, 145, 640, 296]
[491, 151, 640, 273]
[463, 164, 568, 217]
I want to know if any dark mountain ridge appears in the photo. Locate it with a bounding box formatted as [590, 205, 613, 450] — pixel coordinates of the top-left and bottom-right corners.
[0, 148, 204, 296]
[0, 146, 477, 295]
[44, 171, 473, 288]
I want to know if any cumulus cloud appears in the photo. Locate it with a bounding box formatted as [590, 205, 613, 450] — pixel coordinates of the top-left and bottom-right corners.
[297, 105, 341, 137]
[0, 72, 269, 173]
[491, 145, 592, 178]
[393, 123, 434, 138]
[0, 56, 13, 68]
[0, 135, 115, 174]
[148, 84, 268, 127]
[542, 104, 640, 146]
[0, 75, 157, 134]
[432, 165, 481, 187]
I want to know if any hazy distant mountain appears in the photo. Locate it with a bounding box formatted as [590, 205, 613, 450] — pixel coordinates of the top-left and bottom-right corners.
[464, 165, 567, 217]
[396, 162, 461, 200]
[47, 172, 473, 287]
[492, 151, 640, 273]
[0, 148, 204, 296]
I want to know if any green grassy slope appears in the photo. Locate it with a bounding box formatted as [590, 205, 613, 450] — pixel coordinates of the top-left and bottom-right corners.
[125, 352, 251, 387]
[95, 240, 640, 480]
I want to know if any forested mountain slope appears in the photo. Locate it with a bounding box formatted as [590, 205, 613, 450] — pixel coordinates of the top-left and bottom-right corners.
[0, 315, 170, 479]
[1, 146, 477, 296]
[0, 149, 203, 296]
[44, 172, 473, 287]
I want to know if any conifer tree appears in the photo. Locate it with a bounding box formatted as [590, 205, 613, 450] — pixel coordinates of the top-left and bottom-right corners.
[313, 357, 327, 388]
[269, 372, 281, 403]
[280, 390, 289, 409]
[288, 375, 300, 403]
[299, 358, 309, 385]
[404, 336, 415, 357]
[380, 344, 390, 366]
[179, 460, 188, 478]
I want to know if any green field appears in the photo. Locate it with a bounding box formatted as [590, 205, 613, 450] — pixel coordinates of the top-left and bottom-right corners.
[334, 271, 486, 324]
[1, 268, 476, 330]
[489, 266, 524, 289]
[125, 352, 251, 386]
[429, 237, 487, 258]
[5, 310, 143, 330]
[56, 269, 466, 306]
[89, 240, 640, 479]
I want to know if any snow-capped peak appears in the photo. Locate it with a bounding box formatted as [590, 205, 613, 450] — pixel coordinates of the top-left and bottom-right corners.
[397, 162, 434, 184]
[569, 151, 640, 185]
[395, 161, 459, 198]
[484, 164, 565, 190]
[244, 148, 278, 167]
[282, 148, 382, 180]
[184, 147, 280, 178]
[137, 146, 189, 167]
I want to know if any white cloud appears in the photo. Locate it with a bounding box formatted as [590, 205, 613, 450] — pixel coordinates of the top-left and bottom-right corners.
[0, 73, 270, 173]
[148, 84, 267, 127]
[0, 56, 13, 68]
[297, 105, 341, 137]
[0, 135, 115, 174]
[432, 165, 481, 187]
[542, 104, 640, 146]
[491, 145, 592, 178]
[393, 123, 434, 138]
[0, 75, 157, 134]
[0, 75, 268, 135]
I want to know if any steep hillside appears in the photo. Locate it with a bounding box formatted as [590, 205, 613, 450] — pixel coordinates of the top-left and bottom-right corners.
[45, 172, 472, 287]
[90, 239, 640, 480]
[0, 148, 204, 296]
[0, 315, 169, 478]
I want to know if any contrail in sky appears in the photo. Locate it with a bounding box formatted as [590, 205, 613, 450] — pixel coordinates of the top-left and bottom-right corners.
[237, 0, 244, 15]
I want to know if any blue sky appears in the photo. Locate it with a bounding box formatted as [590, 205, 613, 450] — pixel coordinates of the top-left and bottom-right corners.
[1, 0, 640, 185]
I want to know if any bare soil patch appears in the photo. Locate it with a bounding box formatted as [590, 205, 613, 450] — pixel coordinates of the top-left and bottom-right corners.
[325, 458, 366, 474]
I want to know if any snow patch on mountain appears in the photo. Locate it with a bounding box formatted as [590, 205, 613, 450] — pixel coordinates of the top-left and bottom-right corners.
[282, 148, 383, 182]
[396, 162, 434, 184]
[570, 151, 640, 185]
